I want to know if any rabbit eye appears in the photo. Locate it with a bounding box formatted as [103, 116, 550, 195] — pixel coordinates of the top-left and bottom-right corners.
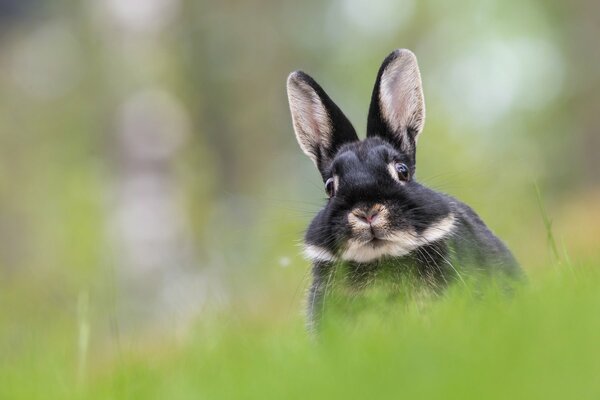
[325, 177, 336, 197]
[395, 162, 410, 181]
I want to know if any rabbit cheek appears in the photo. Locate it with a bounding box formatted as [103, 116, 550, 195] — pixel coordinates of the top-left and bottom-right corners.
[303, 244, 336, 263]
[387, 214, 456, 250]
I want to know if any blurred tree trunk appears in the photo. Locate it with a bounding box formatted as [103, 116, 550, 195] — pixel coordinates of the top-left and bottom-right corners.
[179, 0, 290, 196]
[90, 0, 215, 334]
[570, 0, 600, 185]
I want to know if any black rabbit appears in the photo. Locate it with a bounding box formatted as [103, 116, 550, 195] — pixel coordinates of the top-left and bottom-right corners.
[286, 49, 522, 330]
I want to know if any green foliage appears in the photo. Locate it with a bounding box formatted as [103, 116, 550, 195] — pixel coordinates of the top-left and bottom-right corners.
[0, 0, 599, 398]
[3, 265, 600, 399]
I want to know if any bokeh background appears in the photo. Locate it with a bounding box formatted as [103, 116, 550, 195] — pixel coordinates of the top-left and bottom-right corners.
[1, 0, 600, 396]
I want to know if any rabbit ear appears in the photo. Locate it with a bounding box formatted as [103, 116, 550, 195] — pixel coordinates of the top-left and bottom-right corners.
[367, 49, 425, 158]
[287, 71, 359, 176]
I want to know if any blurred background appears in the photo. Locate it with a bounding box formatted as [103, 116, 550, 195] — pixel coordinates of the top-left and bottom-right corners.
[1, 0, 599, 362]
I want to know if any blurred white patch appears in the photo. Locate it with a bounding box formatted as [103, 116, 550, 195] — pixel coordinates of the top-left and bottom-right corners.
[336, 0, 414, 36]
[430, 37, 564, 127]
[9, 23, 82, 99]
[512, 38, 564, 110]
[105, 0, 180, 34]
[279, 256, 291, 268]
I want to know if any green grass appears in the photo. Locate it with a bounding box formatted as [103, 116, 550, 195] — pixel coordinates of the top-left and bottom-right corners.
[3, 264, 600, 399]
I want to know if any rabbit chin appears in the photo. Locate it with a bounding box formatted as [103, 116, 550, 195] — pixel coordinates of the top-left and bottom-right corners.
[303, 214, 456, 264]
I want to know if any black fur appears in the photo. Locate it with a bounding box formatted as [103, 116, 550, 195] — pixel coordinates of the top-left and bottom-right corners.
[287, 50, 522, 331]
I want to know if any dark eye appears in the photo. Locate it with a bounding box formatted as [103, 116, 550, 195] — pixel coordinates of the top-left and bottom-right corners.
[395, 162, 410, 181]
[325, 177, 336, 197]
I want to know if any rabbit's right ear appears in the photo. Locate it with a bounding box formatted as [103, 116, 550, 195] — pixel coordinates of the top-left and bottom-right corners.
[367, 49, 425, 161]
[287, 71, 358, 176]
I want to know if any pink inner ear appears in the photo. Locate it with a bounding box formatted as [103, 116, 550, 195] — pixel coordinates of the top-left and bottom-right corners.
[378, 50, 425, 150]
[288, 78, 332, 162]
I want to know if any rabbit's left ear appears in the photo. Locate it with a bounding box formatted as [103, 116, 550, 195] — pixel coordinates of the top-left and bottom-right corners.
[367, 49, 425, 158]
[287, 71, 359, 178]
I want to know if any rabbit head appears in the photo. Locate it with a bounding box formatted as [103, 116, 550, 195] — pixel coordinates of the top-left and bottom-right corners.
[287, 49, 455, 264]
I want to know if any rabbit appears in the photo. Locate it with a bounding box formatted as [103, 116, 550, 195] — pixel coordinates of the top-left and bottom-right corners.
[286, 49, 522, 331]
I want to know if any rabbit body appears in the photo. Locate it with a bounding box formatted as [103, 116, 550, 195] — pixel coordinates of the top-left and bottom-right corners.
[286, 49, 521, 329]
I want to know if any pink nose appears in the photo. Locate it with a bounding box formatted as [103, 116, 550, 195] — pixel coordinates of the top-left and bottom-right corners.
[354, 207, 380, 224]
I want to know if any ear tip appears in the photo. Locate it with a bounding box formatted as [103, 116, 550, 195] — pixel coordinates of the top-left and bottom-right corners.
[377, 49, 421, 80]
[392, 48, 417, 57]
[386, 48, 418, 65]
[287, 70, 309, 87]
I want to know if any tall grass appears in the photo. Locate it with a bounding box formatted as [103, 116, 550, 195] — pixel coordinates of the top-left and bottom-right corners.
[2, 188, 597, 399]
[3, 261, 600, 400]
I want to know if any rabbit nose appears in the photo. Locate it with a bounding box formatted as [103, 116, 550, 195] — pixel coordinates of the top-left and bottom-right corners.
[353, 207, 380, 224]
